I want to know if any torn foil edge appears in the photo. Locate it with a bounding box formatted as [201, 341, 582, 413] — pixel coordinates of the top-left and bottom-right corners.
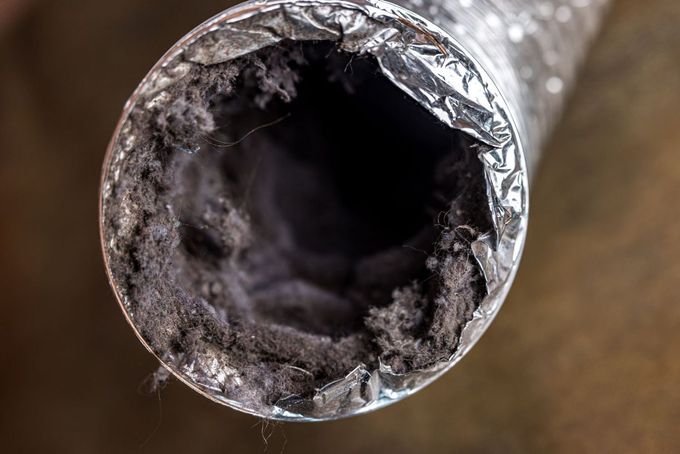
[99, 0, 580, 420]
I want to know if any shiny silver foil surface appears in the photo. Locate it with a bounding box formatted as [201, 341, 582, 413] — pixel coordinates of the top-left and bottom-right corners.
[100, 0, 609, 420]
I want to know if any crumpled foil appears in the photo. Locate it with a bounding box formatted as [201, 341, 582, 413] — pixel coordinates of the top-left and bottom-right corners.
[100, 0, 609, 420]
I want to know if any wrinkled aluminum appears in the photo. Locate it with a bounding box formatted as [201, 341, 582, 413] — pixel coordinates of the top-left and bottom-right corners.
[101, 0, 609, 420]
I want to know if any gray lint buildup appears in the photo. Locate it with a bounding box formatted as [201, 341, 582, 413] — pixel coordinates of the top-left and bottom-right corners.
[102, 41, 493, 408]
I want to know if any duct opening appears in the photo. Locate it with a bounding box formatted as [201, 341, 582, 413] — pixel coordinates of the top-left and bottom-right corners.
[104, 41, 492, 407]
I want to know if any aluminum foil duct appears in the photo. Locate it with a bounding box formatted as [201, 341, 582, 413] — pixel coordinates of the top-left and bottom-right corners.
[100, 0, 609, 420]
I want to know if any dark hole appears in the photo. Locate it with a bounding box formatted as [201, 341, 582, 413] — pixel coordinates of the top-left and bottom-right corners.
[178, 41, 470, 335]
[268, 50, 453, 258]
[215, 42, 461, 257]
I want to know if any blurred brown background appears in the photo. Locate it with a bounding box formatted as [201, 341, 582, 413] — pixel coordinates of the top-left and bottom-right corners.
[1, 0, 679, 452]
